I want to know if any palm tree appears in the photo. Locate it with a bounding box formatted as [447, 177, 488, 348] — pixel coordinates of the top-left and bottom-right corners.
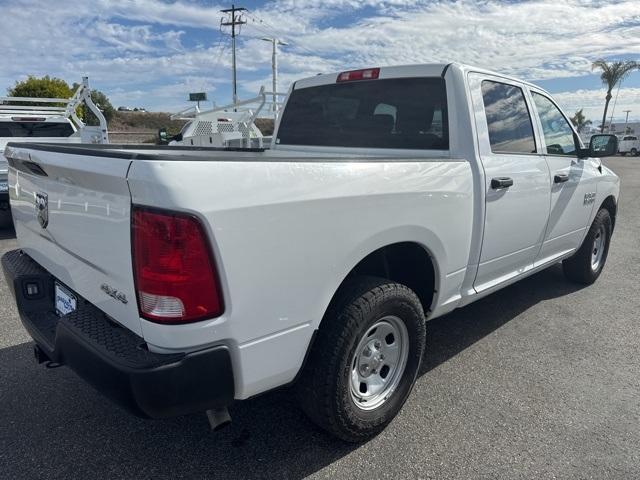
[570, 108, 592, 133]
[592, 59, 639, 132]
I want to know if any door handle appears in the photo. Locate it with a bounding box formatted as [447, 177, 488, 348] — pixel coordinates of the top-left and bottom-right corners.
[554, 173, 569, 183]
[491, 177, 514, 189]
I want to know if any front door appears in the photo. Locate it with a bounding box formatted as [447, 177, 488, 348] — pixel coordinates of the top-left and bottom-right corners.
[529, 91, 600, 263]
[468, 74, 551, 292]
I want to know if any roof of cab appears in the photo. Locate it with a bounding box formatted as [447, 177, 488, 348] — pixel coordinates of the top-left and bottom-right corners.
[293, 62, 546, 94]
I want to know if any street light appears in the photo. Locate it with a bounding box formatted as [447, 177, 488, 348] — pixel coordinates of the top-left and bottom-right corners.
[623, 110, 631, 134]
[261, 37, 288, 115]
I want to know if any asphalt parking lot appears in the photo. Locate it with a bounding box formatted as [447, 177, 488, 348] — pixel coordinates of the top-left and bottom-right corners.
[1, 157, 639, 479]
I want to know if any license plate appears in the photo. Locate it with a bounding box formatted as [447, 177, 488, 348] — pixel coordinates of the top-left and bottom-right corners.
[55, 283, 77, 316]
[0, 181, 7, 193]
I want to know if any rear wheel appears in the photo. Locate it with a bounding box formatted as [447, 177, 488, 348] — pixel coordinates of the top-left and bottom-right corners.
[563, 208, 612, 284]
[297, 276, 426, 442]
[632, 148, 638, 156]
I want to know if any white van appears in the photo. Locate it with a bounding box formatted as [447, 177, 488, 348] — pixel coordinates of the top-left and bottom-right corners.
[618, 135, 639, 156]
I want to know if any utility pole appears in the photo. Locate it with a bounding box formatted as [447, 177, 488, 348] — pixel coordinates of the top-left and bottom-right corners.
[261, 37, 287, 115]
[623, 110, 631, 134]
[220, 4, 246, 108]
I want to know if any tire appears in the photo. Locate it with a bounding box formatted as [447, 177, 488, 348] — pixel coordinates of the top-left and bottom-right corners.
[297, 276, 426, 442]
[562, 208, 612, 284]
[632, 148, 638, 157]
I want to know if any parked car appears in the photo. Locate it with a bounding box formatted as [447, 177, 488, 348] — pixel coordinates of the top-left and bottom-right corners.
[618, 135, 639, 156]
[2, 63, 619, 442]
[0, 77, 108, 228]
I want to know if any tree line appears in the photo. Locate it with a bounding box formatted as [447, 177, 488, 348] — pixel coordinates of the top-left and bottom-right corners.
[6, 75, 115, 125]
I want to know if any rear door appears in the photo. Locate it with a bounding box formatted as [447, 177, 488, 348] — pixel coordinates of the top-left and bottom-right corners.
[528, 90, 600, 262]
[468, 73, 551, 292]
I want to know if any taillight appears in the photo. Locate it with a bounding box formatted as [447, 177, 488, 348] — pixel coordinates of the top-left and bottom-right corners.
[132, 207, 224, 324]
[336, 68, 380, 83]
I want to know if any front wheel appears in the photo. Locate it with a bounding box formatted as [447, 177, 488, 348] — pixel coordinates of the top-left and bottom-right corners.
[631, 148, 638, 157]
[563, 208, 612, 284]
[297, 276, 426, 442]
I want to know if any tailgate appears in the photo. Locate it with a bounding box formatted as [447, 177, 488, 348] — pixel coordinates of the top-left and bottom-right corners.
[5, 145, 142, 336]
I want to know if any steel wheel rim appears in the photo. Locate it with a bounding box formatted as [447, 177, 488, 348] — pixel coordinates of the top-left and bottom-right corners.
[349, 315, 409, 411]
[591, 224, 606, 271]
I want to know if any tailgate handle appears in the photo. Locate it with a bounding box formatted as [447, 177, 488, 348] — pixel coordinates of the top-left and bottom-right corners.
[491, 177, 514, 189]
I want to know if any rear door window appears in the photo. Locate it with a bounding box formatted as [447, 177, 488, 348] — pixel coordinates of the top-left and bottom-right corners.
[481, 80, 536, 154]
[277, 77, 448, 150]
[0, 121, 74, 137]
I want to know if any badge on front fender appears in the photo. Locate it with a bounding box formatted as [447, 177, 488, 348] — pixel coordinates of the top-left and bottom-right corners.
[35, 192, 48, 229]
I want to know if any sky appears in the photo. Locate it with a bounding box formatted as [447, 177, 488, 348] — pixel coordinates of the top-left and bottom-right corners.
[1, 0, 639, 123]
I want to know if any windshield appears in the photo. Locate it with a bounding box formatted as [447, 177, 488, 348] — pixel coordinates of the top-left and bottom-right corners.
[276, 77, 448, 150]
[0, 121, 74, 138]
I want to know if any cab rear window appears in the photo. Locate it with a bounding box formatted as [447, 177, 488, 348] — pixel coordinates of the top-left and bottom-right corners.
[0, 121, 74, 138]
[276, 77, 448, 150]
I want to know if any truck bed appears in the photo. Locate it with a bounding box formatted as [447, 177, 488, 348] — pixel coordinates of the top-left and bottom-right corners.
[4, 140, 473, 398]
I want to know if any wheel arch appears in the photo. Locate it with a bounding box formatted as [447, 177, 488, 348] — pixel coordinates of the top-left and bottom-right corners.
[290, 229, 445, 389]
[600, 195, 617, 231]
[318, 232, 444, 334]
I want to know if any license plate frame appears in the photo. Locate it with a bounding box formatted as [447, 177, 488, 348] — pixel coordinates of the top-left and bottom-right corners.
[0, 181, 8, 193]
[55, 282, 77, 317]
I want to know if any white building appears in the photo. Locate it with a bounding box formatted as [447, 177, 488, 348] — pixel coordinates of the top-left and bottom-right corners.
[603, 121, 640, 136]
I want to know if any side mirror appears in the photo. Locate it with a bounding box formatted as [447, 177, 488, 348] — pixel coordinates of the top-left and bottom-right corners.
[584, 134, 618, 158]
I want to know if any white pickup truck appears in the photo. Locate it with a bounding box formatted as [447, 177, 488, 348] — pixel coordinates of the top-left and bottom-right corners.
[2, 64, 620, 442]
[0, 78, 108, 227]
[618, 135, 639, 156]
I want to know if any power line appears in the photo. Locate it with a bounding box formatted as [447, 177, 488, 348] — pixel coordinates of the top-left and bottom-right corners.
[244, 11, 319, 58]
[608, 80, 623, 129]
[220, 4, 247, 107]
[211, 41, 229, 75]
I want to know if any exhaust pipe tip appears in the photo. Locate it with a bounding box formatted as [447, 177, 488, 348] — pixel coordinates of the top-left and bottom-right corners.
[206, 408, 232, 431]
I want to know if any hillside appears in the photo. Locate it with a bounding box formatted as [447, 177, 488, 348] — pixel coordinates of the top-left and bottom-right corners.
[110, 111, 186, 134]
[109, 111, 275, 144]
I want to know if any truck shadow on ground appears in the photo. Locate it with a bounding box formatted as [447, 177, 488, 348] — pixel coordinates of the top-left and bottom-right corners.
[0, 264, 584, 480]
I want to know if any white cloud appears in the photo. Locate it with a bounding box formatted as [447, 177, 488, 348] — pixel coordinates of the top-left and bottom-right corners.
[90, 22, 185, 53]
[554, 87, 640, 124]
[0, 0, 639, 114]
[275, 0, 640, 79]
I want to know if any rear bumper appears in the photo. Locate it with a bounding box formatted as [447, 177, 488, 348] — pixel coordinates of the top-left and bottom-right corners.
[1, 249, 235, 418]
